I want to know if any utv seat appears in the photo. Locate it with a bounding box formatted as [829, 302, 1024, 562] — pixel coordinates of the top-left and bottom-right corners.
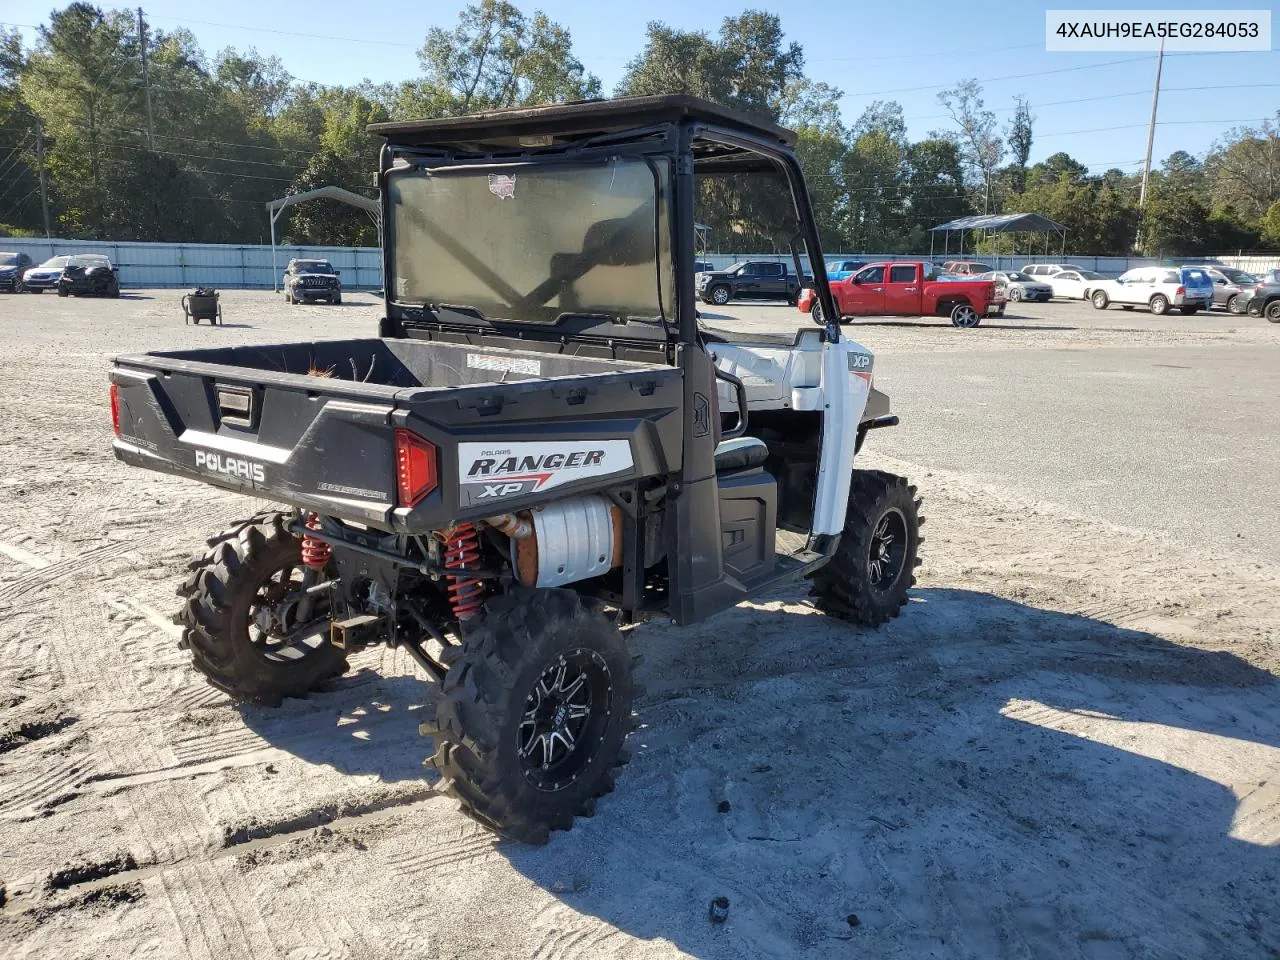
[714, 436, 769, 473]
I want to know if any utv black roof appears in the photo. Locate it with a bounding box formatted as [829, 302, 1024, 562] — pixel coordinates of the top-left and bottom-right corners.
[366, 94, 796, 153]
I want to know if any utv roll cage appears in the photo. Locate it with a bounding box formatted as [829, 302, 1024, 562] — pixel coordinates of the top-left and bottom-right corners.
[367, 95, 845, 624]
[368, 95, 842, 352]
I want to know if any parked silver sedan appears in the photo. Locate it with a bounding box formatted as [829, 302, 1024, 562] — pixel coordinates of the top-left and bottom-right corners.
[979, 270, 1054, 303]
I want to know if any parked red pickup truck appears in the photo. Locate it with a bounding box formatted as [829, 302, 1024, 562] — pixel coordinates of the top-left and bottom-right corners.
[798, 261, 1003, 328]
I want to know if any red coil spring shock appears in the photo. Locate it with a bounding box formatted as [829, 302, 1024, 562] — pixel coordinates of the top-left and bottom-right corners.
[444, 522, 484, 620]
[300, 513, 332, 570]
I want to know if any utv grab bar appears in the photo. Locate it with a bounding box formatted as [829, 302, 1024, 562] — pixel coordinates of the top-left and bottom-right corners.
[714, 366, 749, 440]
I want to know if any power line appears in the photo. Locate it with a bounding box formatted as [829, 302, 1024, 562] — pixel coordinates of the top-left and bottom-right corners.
[100, 137, 301, 169]
[144, 13, 420, 49]
[1038, 117, 1273, 140]
[841, 55, 1154, 99]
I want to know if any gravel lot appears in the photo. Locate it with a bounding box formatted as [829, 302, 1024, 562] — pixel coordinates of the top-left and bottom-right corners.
[1, 289, 1277, 960]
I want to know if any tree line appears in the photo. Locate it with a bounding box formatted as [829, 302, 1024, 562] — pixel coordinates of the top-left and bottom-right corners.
[2, 2, 1278, 255]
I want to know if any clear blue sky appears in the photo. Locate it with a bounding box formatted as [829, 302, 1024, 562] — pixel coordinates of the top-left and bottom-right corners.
[5, 0, 1277, 173]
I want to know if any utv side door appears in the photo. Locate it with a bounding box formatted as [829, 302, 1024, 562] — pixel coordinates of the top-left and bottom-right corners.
[882, 263, 921, 314]
[840, 264, 886, 315]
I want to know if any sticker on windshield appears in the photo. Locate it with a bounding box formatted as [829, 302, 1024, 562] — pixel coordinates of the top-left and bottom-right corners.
[467, 353, 541, 376]
[488, 174, 517, 200]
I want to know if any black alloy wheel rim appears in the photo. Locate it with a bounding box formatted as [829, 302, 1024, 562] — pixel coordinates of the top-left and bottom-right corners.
[247, 563, 330, 663]
[518, 649, 613, 792]
[868, 507, 908, 592]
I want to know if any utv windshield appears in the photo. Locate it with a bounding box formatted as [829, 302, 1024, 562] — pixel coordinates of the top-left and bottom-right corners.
[387, 156, 672, 325]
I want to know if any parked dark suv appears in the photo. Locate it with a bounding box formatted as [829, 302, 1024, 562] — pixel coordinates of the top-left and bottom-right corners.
[697, 259, 805, 305]
[284, 259, 342, 304]
[0, 252, 33, 292]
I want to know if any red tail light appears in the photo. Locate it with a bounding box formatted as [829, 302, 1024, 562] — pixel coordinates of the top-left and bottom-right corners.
[395, 429, 438, 507]
[1175, 285, 1185, 297]
[109, 382, 121, 437]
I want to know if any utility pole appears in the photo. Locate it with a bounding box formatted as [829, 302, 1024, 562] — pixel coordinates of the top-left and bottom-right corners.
[137, 7, 156, 151]
[35, 119, 51, 238]
[1138, 36, 1165, 208]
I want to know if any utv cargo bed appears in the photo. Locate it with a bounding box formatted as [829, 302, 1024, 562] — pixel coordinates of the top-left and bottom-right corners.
[111, 338, 683, 530]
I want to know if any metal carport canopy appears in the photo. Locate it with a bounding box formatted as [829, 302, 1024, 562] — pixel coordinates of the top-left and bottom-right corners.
[266, 186, 381, 292]
[929, 212, 1067, 234]
[929, 212, 1067, 259]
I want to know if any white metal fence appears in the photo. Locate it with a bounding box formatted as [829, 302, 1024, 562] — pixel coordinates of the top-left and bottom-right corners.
[3, 237, 1276, 289]
[0, 237, 383, 290]
[700, 252, 1280, 276]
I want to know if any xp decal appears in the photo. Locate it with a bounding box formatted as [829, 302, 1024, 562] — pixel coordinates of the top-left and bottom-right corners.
[457, 440, 633, 505]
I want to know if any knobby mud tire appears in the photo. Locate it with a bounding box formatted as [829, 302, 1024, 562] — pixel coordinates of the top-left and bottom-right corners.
[420, 588, 636, 845]
[808, 470, 922, 627]
[174, 513, 347, 706]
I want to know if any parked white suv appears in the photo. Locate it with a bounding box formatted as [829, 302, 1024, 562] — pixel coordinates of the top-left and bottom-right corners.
[1020, 263, 1087, 278]
[1088, 266, 1215, 315]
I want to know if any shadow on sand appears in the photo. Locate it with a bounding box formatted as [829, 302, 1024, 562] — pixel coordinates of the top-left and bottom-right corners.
[244, 586, 1280, 958]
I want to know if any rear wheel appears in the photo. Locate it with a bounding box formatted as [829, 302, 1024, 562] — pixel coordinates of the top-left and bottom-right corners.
[1091, 290, 1109, 310]
[1226, 294, 1244, 314]
[175, 513, 347, 705]
[812, 300, 828, 326]
[809, 470, 921, 627]
[420, 588, 634, 845]
[1149, 294, 1169, 316]
[950, 302, 981, 328]
[1266, 300, 1280, 323]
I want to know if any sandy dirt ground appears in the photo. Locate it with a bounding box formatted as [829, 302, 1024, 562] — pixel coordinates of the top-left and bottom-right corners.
[0, 290, 1277, 960]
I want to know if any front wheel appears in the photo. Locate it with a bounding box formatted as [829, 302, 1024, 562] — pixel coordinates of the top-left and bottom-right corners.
[57, 285, 69, 298]
[1007, 287, 1023, 302]
[1266, 300, 1280, 323]
[175, 513, 347, 705]
[331, 293, 341, 305]
[421, 589, 634, 845]
[1091, 290, 1109, 310]
[950, 302, 981, 328]
[809, 471, 921, 626]
[709, 285, 731, 306]
[1149, 294, 1169, 316]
